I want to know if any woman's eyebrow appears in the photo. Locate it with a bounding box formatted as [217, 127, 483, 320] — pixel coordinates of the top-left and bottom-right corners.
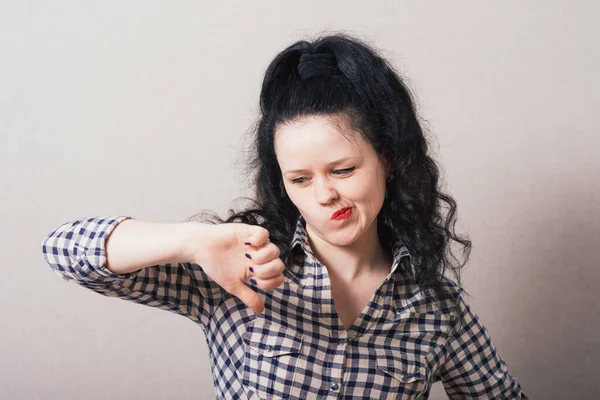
[284, 157, 357, 175]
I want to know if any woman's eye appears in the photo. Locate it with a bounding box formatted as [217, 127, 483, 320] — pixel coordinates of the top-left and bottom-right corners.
[291, 167, 355, 185]
[334, 167, 356, 175]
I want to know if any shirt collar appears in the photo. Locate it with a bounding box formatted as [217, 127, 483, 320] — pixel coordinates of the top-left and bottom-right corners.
[287, 214, 413, 287]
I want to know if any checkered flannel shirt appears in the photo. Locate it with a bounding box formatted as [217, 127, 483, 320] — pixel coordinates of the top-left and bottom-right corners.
[42, 215, 528, 399]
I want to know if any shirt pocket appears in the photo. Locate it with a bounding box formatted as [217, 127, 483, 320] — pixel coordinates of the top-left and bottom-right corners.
[241, 319, 304, 400]
[371, 355, 429, 398]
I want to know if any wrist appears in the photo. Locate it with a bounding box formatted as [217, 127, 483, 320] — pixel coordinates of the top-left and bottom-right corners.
[178, 221, 212, 264]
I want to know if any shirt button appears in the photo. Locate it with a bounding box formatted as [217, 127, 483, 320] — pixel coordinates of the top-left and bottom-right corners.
[266, 345, 273, 352]
[338, 338, 346, 345]
[330, 382, 340, 392]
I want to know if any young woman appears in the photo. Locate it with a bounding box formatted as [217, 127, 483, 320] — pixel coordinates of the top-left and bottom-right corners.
[42, 33, 528, 399]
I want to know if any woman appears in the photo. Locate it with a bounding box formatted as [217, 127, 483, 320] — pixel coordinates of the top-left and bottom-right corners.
[42, 33, 528, 399]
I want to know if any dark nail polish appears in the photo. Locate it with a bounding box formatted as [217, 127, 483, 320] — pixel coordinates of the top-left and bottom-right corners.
[245, 253, 252, 259]
[250, 278, 257, 284]
[244, 242, 251, 245]
[249, 267, 254, 273]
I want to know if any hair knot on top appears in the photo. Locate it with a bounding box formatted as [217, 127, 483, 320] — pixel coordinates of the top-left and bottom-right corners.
[297, 52, 339, 80]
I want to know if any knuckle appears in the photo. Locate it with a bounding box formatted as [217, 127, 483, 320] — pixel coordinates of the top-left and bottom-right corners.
[255, 246, 277, 264]
[271, 276, 284, 288]
[260, 227, 270, 239]
[255, 251, 267, 264]
[269, 245, 280, 259]
[254, 267, 266, 279]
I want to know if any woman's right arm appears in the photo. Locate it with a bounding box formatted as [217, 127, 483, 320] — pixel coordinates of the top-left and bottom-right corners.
[41, 216, 227, 328]
[103, 218, 209, 275]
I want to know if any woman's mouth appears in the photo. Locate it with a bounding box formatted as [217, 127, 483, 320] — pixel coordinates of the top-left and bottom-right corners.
[331, 207, 352, 220]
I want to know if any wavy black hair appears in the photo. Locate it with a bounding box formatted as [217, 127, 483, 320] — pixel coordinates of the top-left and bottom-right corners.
[186, 32, 472, 313]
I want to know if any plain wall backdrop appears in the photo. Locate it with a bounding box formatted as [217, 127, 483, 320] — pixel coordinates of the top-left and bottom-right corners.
[1, 1, 598, 398]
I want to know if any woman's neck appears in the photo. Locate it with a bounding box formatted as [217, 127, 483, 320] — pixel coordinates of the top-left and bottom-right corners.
[306, 221, 392, 282]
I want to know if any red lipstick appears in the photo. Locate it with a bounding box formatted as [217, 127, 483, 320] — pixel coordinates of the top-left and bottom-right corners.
[331, 207, 352, 220]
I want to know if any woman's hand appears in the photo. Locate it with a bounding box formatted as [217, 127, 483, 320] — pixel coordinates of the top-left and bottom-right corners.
[183, 222, 285, 314]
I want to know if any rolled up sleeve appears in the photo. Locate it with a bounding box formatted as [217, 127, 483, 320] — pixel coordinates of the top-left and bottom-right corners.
[41, 216, 225, 329]
[42, 216, 138, 282]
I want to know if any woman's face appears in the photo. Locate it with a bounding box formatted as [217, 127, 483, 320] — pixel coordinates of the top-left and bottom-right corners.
[274, 113, 390, 247]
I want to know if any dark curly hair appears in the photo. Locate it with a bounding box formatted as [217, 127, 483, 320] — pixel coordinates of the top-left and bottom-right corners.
[185, 32, 472, 313]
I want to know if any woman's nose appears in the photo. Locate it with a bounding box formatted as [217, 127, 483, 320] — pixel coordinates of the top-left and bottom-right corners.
[314, 180, 338, 205]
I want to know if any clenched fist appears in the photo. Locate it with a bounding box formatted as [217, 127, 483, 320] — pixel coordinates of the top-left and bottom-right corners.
[183, 222, 286, 314]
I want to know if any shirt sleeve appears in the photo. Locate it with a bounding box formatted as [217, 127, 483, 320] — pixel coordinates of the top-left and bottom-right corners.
[439, 291, 529, 399]
[41, 216, 226, 330]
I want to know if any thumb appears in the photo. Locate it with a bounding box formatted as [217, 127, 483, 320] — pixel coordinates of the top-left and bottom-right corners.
[232, 283, 265, 314]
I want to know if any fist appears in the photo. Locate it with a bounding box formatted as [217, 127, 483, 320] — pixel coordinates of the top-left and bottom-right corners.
[185, 222, 286, 314]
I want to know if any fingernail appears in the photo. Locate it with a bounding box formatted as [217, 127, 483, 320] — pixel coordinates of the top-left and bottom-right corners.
[249, 267, 254, 273]
[250, 278, 257, 284]
[245, 253, 252, 259]
[244, 242, 251, 245]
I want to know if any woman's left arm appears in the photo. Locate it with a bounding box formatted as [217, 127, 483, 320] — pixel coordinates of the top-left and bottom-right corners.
[439, 294, 529, 399]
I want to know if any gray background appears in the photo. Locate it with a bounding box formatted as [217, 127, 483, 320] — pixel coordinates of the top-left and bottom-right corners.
[2, 1, 598, 399]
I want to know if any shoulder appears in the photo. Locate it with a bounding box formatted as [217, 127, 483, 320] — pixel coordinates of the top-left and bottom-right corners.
[432, 276, 468, 322]
[438, 276, 465, 299]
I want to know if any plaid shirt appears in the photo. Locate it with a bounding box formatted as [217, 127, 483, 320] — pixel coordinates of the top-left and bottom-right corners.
[42, 215, 528, 399]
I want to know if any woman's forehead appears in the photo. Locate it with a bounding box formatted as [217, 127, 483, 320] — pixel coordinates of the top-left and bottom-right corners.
[274, 114, 363, 152]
